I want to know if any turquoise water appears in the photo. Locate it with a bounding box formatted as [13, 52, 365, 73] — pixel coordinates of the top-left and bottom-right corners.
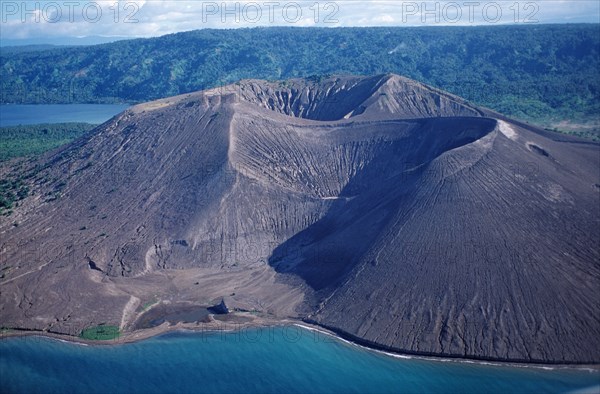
[0, 104, 130, 127]
[0, 327, 598, 394]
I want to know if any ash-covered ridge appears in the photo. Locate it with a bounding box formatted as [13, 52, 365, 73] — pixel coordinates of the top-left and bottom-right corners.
[1, 74, 598, 363]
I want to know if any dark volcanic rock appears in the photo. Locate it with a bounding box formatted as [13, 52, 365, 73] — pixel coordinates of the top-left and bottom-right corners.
[87, 259, 103, 273]
[0, 74, 598, 363]
[209, 299, 229, 315]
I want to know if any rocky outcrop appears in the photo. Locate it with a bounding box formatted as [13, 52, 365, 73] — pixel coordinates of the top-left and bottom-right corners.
[209, 299, 229, 315]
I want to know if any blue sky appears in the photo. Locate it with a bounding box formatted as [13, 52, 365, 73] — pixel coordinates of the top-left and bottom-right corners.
[1, 0, 599, 44]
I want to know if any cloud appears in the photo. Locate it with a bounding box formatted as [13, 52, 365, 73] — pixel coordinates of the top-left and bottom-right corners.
[0, 0, 598, 41]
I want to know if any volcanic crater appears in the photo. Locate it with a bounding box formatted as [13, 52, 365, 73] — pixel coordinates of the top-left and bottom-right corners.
[1, 74, 598, 363]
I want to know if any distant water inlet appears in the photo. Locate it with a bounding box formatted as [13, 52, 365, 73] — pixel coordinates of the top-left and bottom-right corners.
[0, 104, 130, 126]
[1, 327, 598, 394]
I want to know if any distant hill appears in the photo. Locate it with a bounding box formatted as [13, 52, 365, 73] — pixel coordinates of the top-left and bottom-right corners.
[1, 25, 599, 129]
[0, 35, 130, 48]
[0, 45, 69, 54]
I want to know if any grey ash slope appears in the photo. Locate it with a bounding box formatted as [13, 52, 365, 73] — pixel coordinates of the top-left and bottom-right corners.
[1, 74, 598, 363]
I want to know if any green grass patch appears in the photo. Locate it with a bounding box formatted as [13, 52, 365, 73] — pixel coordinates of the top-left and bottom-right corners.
[79, 324, 120, 341]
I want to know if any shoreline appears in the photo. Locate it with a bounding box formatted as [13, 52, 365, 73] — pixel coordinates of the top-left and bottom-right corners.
[1, 316, 599, 371]
[291, 323, 600, 373]
[301, 319, 600, 369]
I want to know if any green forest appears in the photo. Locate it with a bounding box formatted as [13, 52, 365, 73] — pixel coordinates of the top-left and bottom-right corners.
[0, 122, 95, 214]
[1, 25, 599, 130]
[0, 123, 94, 161]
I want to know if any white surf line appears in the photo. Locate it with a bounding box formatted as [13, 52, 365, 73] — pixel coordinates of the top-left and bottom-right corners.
[292, 323, 418, 361]
[52, 337, 89, 347]
[291, 324, 597, 372]
[498, 120, 518, 141]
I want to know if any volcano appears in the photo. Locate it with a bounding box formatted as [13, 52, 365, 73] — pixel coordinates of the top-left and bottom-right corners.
[1, 74, 598, 363]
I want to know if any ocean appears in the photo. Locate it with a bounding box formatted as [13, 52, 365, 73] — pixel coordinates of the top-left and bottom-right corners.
[0, 104, 130, 127]
[1, 326, 598, 394]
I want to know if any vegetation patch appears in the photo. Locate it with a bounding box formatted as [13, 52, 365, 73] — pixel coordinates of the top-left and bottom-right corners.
[0, 123, 95, 161]
[0, 176, 29, 215]
[0, 123, 96, 215]
[79, 325, 120, 341]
